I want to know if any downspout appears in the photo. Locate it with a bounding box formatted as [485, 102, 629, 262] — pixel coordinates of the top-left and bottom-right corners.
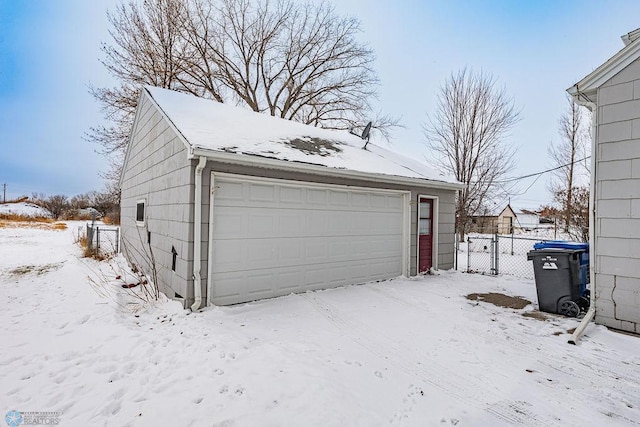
[191, 156, 208, 311]
[569, 100, 597, 345]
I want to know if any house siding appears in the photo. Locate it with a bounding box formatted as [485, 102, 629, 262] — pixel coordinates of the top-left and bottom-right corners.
[594, 57, 640, 333]
[120, 92, 194, 303]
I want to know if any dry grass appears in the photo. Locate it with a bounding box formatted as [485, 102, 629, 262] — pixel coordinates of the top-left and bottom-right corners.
[102, 215, 120, 225]
[74, 232, 107, 261]
[0, 218, 67, 230]
[0, 213, 54, 223]
[0, 212, 68, 230]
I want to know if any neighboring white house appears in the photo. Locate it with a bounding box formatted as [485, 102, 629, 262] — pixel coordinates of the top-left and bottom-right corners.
[496, 204, 541, 234]
[568, 27, 640, 334]
[119, 86, 462, 308]
[513, 208, 541, 231]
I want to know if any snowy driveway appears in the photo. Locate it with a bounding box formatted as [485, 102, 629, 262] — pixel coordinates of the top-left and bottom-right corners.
[1, 223, 639, 426]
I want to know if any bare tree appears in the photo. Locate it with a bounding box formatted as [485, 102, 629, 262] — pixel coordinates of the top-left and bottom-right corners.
[90, 0, 396, 185]
[548, 95, 589, 232]
[88, 0, 191, 159]
[553, 186, 589, 242]
[424, 68, 520, 239]
[40, 195, 69, 220]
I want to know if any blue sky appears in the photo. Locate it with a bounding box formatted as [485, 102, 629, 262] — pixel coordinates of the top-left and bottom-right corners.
[1, 1, 640, 208]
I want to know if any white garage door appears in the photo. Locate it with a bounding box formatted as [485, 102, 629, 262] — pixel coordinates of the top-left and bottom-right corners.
[208, 173, 409, 305]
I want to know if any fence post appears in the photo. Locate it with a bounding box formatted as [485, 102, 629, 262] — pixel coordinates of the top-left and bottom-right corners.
[454, 233, 458, 271]
[494, 233, 500, 275]
[116, 228, 120, 253]
[86, 224, 93, 250]
[467, 237, 471, 273]
[492, 233, 499, 275]
[96, 227, 100, 252]
[511, 230, 514, 255]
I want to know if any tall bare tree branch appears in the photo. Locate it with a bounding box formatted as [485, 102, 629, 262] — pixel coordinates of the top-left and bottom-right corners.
[547, 94, 589, 233]
[424, 68, 520, 239]
[89, 0, 398, 186]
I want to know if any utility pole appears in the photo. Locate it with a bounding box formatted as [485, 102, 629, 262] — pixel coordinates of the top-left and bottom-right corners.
[2, 183, 5, 203]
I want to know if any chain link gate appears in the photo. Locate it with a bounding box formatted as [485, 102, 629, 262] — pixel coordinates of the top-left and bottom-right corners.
[86, 223, 120, 257]
[464, 234, 499, 275]
[458, 233, 568, 279]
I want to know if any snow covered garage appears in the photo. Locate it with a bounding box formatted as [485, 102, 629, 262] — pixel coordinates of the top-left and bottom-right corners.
[119, 87, 462, 308]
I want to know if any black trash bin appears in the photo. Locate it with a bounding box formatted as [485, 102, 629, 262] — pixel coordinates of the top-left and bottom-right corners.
[526, 248, 586, 317]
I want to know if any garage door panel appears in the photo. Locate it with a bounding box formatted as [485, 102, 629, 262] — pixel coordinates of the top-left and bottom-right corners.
[350, 192, 368, 208]
[280, 186, 303, 204]
[245, 271, 275, 296]
[212, 240, 243, 268]
[370, 194, 389, 209]
[279, 214, 304, 235]
[212, 272, 243, 301]
[307, 189, 328, 204]
[277, 240, 303, 262]
[215, 180, 245, 201]
[329, 190, 349, 206]
[213, 211, 245, 236]
[249, 183, 275, 202]
[248, 213, 276, 235]
[210, 176, 406, 305]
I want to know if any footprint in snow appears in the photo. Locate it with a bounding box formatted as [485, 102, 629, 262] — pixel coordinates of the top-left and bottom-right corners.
[76, 314, 91, 325]
[374, 371, 383, 379]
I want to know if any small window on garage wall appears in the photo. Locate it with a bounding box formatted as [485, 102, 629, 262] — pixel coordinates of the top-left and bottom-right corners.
[136, 199, 146, 226]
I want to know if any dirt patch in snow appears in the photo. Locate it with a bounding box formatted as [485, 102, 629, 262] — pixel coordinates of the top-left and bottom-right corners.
[522, 311, 549, 321]
[466, 292, 531, 310]
[8, 262, 64, 277]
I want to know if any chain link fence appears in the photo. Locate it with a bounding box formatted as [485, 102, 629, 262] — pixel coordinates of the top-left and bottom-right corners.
[457, 233, 568, 279]
[86, 223, 120, 257]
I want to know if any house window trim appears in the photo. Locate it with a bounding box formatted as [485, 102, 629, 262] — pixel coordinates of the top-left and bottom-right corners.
[136, 199, 146, 226]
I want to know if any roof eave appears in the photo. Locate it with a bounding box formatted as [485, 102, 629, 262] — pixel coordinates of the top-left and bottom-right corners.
[621, 27, 640, 46]
[567, 85, 597, 107]
[191, 147, 464, 191]
[567, 35, 640, 106]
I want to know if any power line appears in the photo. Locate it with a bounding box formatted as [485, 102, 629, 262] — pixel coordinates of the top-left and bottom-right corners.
[496, 156, 591, 184]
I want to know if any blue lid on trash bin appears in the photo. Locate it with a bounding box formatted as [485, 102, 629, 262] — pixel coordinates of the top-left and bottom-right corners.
[533, 241, 589, 251]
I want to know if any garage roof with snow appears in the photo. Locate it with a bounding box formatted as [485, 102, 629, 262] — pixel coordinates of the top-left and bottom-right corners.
[144, 86, 461, 188]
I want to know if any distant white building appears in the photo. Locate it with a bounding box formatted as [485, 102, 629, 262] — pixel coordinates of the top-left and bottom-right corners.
[497, 205, 541, 233]
[513, 208, 541, 231]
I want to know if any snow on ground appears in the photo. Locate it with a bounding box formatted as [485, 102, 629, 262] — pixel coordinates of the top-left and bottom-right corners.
[1, 224, 639, 426]
[0, 202, 51, 218]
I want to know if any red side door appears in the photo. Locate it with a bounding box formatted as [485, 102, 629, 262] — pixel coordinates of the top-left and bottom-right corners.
[418, 198, 434, 273]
